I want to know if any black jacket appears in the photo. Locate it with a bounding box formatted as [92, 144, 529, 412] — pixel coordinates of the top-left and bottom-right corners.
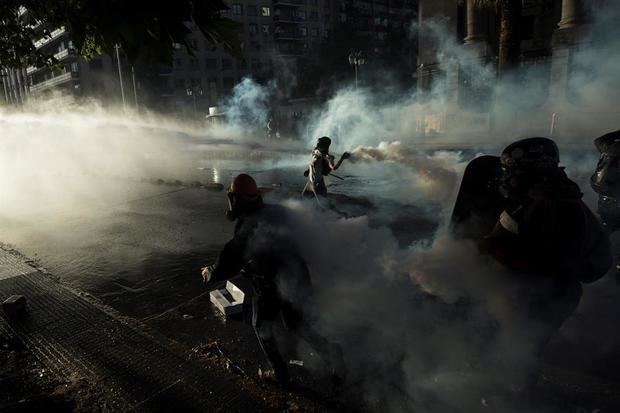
[481, 169, 611, 283]
[209, 204, 311, 299]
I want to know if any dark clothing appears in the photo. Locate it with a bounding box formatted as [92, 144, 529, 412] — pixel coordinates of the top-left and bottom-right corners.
[209, 204, 334, 383]
[597, 195, 620, 231]
[480, 169, 611, 339]
[481, 169, 611, 284]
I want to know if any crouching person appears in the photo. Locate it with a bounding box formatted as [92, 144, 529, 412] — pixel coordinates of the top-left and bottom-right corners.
[202, 173, 346, 387]
[479, 138, 611, 369]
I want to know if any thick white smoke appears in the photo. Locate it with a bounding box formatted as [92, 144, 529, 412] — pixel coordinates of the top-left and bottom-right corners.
[0, 2, 618, 411]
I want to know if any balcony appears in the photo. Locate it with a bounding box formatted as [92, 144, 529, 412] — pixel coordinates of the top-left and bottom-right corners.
[273, 16, 303, 24]
[29, 71, 78, 93]
[277, 51, 304, 57]
[26, 48, 76, 74]
[273, 0, 304, 7]
[274, 32, 304, 41]
[34, 27, 67, 49]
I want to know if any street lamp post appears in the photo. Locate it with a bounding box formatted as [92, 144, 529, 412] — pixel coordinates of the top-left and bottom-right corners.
[348, 51, 366, 89]
[114, 44, 126, 108]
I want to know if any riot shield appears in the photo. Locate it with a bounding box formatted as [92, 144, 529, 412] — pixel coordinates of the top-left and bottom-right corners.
[450, 155, 505, 240]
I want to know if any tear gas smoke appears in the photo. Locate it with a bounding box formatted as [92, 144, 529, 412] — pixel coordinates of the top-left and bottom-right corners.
[350, 141, 468, 204]
[283, 203, 552, 412]
[1, 3, 619, 412]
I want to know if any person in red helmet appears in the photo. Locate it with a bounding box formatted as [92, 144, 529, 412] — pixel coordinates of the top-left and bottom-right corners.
[202, 174, 346, 387]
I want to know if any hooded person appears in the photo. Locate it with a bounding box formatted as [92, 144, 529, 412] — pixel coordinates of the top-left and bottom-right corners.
[478, 138, 611, 351]
[201, 173, 346, 386]
[304, 137, 350, 197]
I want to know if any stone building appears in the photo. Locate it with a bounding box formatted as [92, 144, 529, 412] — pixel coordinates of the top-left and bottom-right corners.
[415, 0, 607, 138]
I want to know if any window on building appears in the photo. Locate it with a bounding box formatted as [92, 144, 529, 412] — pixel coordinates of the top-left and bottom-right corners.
[222, 59, 233, 70]
[296, 10, 306, 20]
[324, 29, 329, 38]
[205, 58, 217, 69]
[262, 24, 270, 34]
[300, 27, 307, 37]
[261, 7, 270, 16]
[189, 58, 199, 69]
[208, 79, 218, 100]
[251, 41, 261, 50]
[204, 40, 216, 51]
[339, 13, 347, 22]
[377, 32, 386, 40]
[174, 58, 183, 68]
[310, 12, 318, 21]
[223, 77, 235, 89]
[311, 28, 318, 37]
[70, 62, 79, 72]
[173, 42, 182, 49]
[520, 15, 535, 40]
[247, 5, 257, 15]
[232, 3, 243, 14]
[249, 23, 258, 34]
[191, 78, 201, 87]
[174, 78, 185, 88]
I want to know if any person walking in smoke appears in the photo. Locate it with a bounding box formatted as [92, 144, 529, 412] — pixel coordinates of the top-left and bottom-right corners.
[303, 136, 350, 197]
[201, 174, 346, 386]
[476, 138, 611, 356]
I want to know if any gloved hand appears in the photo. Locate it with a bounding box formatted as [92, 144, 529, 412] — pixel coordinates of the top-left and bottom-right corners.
[201, 265, 215, 284]
[340, 152, 351, 160]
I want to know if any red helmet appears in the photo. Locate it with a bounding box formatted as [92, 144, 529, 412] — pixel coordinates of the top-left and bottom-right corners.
[230, 174, 259, 196]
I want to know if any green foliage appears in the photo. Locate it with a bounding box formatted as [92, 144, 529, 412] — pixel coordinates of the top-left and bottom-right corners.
[0, 0, 241, 68]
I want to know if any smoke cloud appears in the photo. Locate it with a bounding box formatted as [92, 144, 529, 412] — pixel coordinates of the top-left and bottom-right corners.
[1, 2, 619, 411]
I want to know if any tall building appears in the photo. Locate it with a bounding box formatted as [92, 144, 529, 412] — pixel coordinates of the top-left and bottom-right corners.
[2, 0, 419, 113]
[1, 23, 124, 106]
[161, 0, 336, 113]
[26, 27, 120, 101]
[161, 0, 418, 113]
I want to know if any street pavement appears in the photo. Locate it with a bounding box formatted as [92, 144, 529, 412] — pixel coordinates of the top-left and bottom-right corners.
[0, 246, 271, 412]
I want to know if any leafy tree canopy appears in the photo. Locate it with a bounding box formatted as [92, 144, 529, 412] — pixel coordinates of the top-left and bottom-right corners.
[0, 0, 241, 68]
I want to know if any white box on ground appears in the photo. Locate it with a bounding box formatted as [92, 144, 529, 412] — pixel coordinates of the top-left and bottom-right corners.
[210, 281, 245, 316]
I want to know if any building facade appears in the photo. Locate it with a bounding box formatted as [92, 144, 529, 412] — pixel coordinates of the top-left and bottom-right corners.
[2, 0, 419, 113]
[1, 25, 122, 106]
[417, 0, 598, 104]
[161, 0, 418, 113]
[415, 0, 607, 138]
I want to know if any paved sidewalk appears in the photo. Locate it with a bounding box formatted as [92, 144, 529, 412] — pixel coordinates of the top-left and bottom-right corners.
[0, 247, 269, 412]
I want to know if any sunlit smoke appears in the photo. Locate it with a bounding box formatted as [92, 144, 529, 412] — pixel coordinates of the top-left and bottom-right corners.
[350, 141, 468, 204]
